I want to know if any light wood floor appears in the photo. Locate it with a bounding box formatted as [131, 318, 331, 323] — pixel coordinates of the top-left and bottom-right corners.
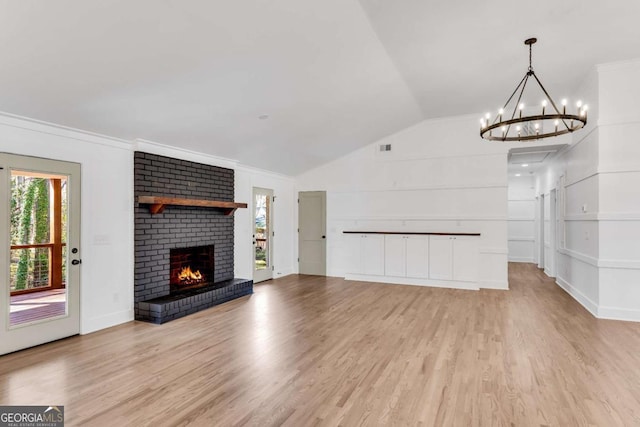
[2, 263, 640, 426]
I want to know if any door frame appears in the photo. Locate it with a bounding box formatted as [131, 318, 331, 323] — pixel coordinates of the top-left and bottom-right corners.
[252, 187, 274, 283]
[0, 153, 81, 355]
[297, 191, 327, 276]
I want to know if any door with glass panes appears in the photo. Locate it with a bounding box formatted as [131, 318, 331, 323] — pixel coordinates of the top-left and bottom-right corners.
[0, 154, 81, 355]
[253, 188, 273, 283]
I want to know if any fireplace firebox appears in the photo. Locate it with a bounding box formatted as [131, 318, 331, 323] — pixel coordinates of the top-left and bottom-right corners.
[170, 245, 215, 293]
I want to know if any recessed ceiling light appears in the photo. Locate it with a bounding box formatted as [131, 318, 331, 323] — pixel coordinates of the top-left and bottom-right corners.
[258, 114, 269, 120]
[515, 173, 521, 177]
[522, 163, 529, 167]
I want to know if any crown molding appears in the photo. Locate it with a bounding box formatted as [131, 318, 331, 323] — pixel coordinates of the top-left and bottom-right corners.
[133, 139, 238, 169]
[0, 111, 131, 150]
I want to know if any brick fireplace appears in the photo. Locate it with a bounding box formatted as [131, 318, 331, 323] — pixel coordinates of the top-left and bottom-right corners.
[134, 152, 252, 324]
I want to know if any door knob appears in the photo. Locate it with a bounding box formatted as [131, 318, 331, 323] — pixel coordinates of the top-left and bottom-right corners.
[71, 259, 82, 265]
[322, 235, 326, 239]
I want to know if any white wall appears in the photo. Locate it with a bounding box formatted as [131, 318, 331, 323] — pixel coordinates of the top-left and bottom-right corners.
[595, 60, 640, 321]
[0, 114, 134, 334]
[535, 68, 601, 313]
[296, 114, 510, 289]
[536, 60, 640, 321]
[234, 166, 296, 280]
[508, 174, 536, 263]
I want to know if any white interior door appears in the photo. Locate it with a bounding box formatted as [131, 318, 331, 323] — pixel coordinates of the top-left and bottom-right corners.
[0, 153, 81, 355]
[253, 187, 273, 283]
[298, 191, 326, 275]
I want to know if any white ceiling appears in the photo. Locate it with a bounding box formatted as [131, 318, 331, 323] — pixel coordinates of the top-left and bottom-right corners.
[1, 1, 640, 175]
[358, 0, 640, 118]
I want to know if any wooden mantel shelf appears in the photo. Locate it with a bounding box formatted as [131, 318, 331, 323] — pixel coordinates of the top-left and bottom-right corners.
[138, 196, 248, 216]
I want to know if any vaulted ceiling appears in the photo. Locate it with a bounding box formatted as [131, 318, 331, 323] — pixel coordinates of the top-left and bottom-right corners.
[1, 1, 639, 174]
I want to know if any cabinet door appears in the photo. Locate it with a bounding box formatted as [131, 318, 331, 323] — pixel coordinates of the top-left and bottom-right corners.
[406, 235, 429, 278]
[428, 236, 453, 280]
[384, 235, 406, 277]
[363, 235, 385, 276]
[344, 234, 363, 274]
[452, 237, 479, 282]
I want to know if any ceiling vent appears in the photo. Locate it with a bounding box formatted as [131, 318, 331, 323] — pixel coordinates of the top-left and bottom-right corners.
[379, 144, 392, 152]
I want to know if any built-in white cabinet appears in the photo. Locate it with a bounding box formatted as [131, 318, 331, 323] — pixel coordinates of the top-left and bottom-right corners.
[428, 235, 454, 280]
[345, 232, 480, 290]
[428, 235, 479, 282]
[384, 235, 429, 278]
[346, 234, 385, 276]
[452, 236, 479, 282]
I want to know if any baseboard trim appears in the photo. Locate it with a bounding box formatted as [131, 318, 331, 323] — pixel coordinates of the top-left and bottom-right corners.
[555, 275, 640, 323]
[555, 276, 599, 317]
[508, 257, 535, 263]
[274, 268, 297, 279]
[344, 274, 479, 291]
[81, 309, 134, 335]
[598, 306, 640, 322]
[478, 280, 508, 290]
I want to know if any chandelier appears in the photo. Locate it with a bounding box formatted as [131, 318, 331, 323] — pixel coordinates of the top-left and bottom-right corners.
[480, 38, 587, 142]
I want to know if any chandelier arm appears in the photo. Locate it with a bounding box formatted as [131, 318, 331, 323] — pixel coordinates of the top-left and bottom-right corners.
[487, 73, 529, 140]
[509, 74, 529, 121]
[530, 72, 571, 131]
[502, 74, 530, 140]
[500, 73, 528, 112]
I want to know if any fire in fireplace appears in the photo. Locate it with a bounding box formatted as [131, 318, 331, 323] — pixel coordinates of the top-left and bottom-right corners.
[170, 245, 215, 293]
[178, 266, 203, 284]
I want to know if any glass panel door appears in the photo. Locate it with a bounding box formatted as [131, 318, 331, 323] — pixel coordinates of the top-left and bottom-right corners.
[0, 154, 81, 355]
[253, 188, 273, 283]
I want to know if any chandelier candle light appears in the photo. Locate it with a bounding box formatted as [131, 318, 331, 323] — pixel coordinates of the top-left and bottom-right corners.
[480, 38, 588, 142]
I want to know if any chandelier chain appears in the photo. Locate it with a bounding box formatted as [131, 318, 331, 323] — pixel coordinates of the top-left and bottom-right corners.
[529, 43, 533, 71]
